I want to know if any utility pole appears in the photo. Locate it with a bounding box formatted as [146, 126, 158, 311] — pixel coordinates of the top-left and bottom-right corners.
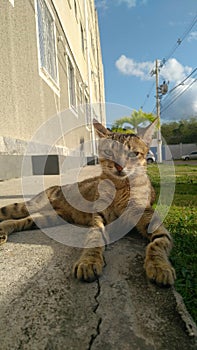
[155, 59, 162, 163]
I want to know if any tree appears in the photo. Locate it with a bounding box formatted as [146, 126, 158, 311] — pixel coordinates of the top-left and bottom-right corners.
[111, 109, 155, 133]
[161, 117, 197, 144]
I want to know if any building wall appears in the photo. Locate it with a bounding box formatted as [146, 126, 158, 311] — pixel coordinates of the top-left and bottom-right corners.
[0, 0, 105, 179]
[165, 143, 197, 160]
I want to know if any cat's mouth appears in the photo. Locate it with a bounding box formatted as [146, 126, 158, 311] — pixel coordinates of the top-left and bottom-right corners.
[114, 163, 132, 177]
[114, 163, 123, 173]
[115, 167, 134, 178]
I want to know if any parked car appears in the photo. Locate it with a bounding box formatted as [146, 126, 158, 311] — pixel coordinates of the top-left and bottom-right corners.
[181, 151, 197, 160]
[146, 150, 156, 164]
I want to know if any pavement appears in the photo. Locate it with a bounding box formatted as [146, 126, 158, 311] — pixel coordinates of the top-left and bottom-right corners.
[0, 165, 197, 350]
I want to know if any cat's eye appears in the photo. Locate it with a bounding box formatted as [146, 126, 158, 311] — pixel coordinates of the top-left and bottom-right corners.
[104, 149, 113, 157]
[128, 151, 139, 158]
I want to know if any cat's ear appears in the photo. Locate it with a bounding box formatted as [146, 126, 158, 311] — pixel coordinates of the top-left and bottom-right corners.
[138, 117, 159, 146]
[93, 118, 112, 138]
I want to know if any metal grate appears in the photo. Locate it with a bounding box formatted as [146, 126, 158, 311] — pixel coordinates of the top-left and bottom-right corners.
[37, 0, 58, 83]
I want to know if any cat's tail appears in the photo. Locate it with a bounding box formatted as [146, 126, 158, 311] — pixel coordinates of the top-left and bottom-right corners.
[0, 185, 60, 221]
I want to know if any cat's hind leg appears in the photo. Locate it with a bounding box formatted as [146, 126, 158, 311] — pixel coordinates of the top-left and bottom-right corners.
[0, 186, 60, 222]
[0, 213, 64, 245]
[0, 202, 29, 222]
[0, 216, 35, 245]
[0, 203, 24, 243]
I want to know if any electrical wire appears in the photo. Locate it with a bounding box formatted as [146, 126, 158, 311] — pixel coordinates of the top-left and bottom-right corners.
[168, 67, 197, 93]
[160, 76, 197, 115]
[160, 13, 197, 68]
[140, 81, 155, 109]
[151, 69, 197, 115]
[160, 67, 197, 105]
[141, 13, 197, 111]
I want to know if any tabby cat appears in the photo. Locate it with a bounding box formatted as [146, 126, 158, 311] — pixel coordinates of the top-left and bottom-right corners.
[0, 118, 176, 285]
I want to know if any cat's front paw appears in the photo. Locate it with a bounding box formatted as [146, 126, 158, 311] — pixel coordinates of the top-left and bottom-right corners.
[74, 255, 104, 282]
[0, 229, 7, 245]
[145, 259, 176, 286]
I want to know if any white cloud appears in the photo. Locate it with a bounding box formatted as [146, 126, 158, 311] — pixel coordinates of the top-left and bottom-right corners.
[158, 59, 196, 120]
[187, 31, 197, 42]
[95, 0, 108, 11]
[116, 0, 136, 8]
[116, 56, 192, 84]
[160, 58, 192, 83]
[115, 55, 197, 120]
[161, 83, 197, 120]
[95, 0, 146, 11]
[115, 55, 153, 80]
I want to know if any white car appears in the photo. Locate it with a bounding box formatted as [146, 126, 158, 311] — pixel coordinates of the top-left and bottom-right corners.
[146, 150, 156, 164]
[181, 151, 197, 160]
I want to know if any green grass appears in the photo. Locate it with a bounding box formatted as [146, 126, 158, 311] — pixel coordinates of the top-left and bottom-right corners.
[147, 164, 197, 323]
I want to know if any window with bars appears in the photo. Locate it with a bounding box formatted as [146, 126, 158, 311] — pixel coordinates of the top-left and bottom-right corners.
[77, 82, 83, 108]
[85, 96, 91, 126]
[91, 32, 95, 59]
[68, 58, 76, 108]
[36, 0, 58, 85]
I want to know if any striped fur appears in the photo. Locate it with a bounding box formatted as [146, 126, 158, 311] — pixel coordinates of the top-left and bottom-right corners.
[0, 119, 175, 285]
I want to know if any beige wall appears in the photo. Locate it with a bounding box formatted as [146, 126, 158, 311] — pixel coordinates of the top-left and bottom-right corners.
[0, 0, 105, 156]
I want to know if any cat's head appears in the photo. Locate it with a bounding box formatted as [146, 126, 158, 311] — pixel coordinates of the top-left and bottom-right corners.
[93, 118, 158, 179]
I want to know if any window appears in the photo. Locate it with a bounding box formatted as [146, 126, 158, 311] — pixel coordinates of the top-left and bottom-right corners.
[77, 82, 83, 108]
[36, 0, 58, 88]
[91, 33, 95, 58]
[85, 96, 91, 126]
[80, 23, 85, 54]
[94, 81, 98, 102]
[68, 58, 76, 108]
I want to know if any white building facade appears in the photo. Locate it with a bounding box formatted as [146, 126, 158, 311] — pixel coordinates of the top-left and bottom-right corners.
[0, 0, 105, 179]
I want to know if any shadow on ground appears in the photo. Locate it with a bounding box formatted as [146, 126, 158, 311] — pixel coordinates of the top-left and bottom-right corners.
[0, 228, 196, 350]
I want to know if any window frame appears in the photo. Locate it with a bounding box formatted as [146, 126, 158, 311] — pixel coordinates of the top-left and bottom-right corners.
[84, 95, 91, 129]
[35, 0, 60, 95]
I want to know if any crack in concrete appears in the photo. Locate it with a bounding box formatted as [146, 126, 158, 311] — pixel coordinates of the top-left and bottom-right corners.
[88, 277, 102, 350]
[88, 256, 107, 350]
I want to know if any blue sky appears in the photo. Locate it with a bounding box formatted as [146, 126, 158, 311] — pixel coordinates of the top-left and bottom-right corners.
[95, 0, 197, 126]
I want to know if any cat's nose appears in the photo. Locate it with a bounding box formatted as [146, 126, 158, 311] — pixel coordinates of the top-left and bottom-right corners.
[115, 163, 123, 172]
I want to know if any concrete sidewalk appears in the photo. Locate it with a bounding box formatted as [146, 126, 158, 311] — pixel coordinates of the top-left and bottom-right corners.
[0, 166, 196, 350]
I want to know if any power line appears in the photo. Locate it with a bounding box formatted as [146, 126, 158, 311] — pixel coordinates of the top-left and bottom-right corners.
[140, 81, 155, 109]
[160, 76, 197, 115]
[160, 13, 197, 68]
[160, 67, 197, 105]
[141, 12, 197, 111]
[151, 69, 197, 115]
[169, 67, 197, 93]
